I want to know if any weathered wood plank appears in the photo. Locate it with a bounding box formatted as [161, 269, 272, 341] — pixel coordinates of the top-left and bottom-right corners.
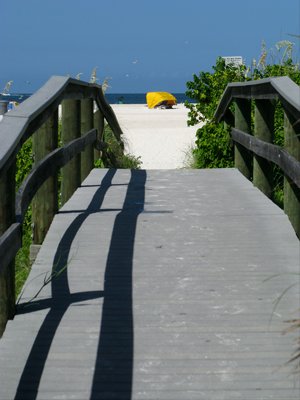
[0, 223, 21, 335]
[0, 169, 299, 399]
[80, 98, 94, 181]
[234, 99, 252, 179]
[32, 111, 59, 244]
[0, 163, 16, 333]
[253, 99, 274, 197]
[60, 99, 81, 205]
[283, 109, 300, 237]
[93, 108, 105, 161]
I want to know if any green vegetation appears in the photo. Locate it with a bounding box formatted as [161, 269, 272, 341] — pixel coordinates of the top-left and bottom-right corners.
[95, 124, 142, 169]
[185, 40, 300, 183]
[15, 138, 33, 295]
[185, 57, 248, 169]
[14, 121, 140, 297]
[185, 39, 300, 373]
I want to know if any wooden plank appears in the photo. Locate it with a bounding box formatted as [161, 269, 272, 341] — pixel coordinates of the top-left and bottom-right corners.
[32, 111, 59, 244]
[234, 99, 252, 179]
[80, 98, 94, 181]
[93, 109, 104, 161]
[0, 169, 299, 399]
[60, 99, 81, 206]
[283, 109, 300, 237]
[0, 163, 16, 332]
[253, 100, 274, 198]
[0, 223, 21, 335]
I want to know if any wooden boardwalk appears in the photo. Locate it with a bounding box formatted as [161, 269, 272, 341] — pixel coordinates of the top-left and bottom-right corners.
[0, 168, 299, 399]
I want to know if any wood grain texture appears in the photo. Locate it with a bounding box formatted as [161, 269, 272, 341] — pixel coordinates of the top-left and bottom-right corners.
[0, 168, 299, 399]
[231, 128, 300, 188]
[32, 111, 59, 244]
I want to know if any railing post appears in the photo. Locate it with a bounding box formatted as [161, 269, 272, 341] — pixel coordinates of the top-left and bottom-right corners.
[32, 111, 58, 246]
[0, 101, 8, 116]
[253, 100, 274, 198]
[81, 98, 94, 181]
[0, 162, 16, 335]
[61, 99, 81, 206]
[94, 108, 105, 161]
[284, 110, 300, 237]
[234, 99, 252, 179]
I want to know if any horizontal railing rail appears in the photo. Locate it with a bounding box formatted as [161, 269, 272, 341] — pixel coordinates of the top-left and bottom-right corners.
[0, 76, 122, 171]
[215, 76, 300, 237]
[230, 128, 300, 188]
[215, 76, 300, 126]
[0, 76, 124, 335]
[0, 224, 22, 275]
[16, 128, 97, 223]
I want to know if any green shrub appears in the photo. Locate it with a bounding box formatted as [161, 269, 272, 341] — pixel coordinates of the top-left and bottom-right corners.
[15, 138, 33, 296]
[185, 40, 300, 205]
[192, 121, 234, 169]
[14, 122, 140, 297]
[95, 124, 142, 169]
[185, 57, 248, 169]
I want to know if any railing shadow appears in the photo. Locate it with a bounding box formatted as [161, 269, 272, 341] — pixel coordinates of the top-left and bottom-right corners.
[14, 168, 146, 399]
[14, 169, 117, 399]
[90, 169, 146, 399]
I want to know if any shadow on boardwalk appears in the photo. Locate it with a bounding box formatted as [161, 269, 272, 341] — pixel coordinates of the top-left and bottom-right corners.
[15, 169, 146, 400]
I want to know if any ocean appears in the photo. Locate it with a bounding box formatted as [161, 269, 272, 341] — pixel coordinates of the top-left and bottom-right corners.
[105, 93, 194, 104]
[0, 92, 194, 105]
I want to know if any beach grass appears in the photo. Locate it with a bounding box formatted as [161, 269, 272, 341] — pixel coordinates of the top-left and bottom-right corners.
[14, 123, 141, 297]
[95, 124, 142, 169]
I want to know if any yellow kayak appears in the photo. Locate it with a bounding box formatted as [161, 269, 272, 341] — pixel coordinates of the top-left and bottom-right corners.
[146, 92, 177, 109]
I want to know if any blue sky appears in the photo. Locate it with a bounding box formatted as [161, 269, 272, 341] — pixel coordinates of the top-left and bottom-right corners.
[1, 0, 299, 93]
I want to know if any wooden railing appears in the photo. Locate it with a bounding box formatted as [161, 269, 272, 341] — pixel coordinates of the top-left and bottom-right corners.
[215, 76, 300, 238]
[0, 76, 124, 334]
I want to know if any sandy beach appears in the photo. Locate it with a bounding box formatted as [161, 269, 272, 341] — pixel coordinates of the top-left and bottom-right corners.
[111, 103, 202, 169]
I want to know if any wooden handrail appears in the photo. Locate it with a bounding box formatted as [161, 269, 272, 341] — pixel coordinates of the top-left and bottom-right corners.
[0, 76, 123, 171]
[215, 76, 300, 238]
[230, 128, 300, 188]
[0, 224, 22, 276]
[16, 128, 97, 223]
[215, 76, 300, 125]
[0, 76, 124, 335]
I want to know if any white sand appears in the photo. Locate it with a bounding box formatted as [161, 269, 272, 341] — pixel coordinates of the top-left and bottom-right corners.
[111, 104, 202, 169]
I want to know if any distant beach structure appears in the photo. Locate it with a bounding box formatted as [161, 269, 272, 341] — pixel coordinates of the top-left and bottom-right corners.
[222, 56, 244, 66]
